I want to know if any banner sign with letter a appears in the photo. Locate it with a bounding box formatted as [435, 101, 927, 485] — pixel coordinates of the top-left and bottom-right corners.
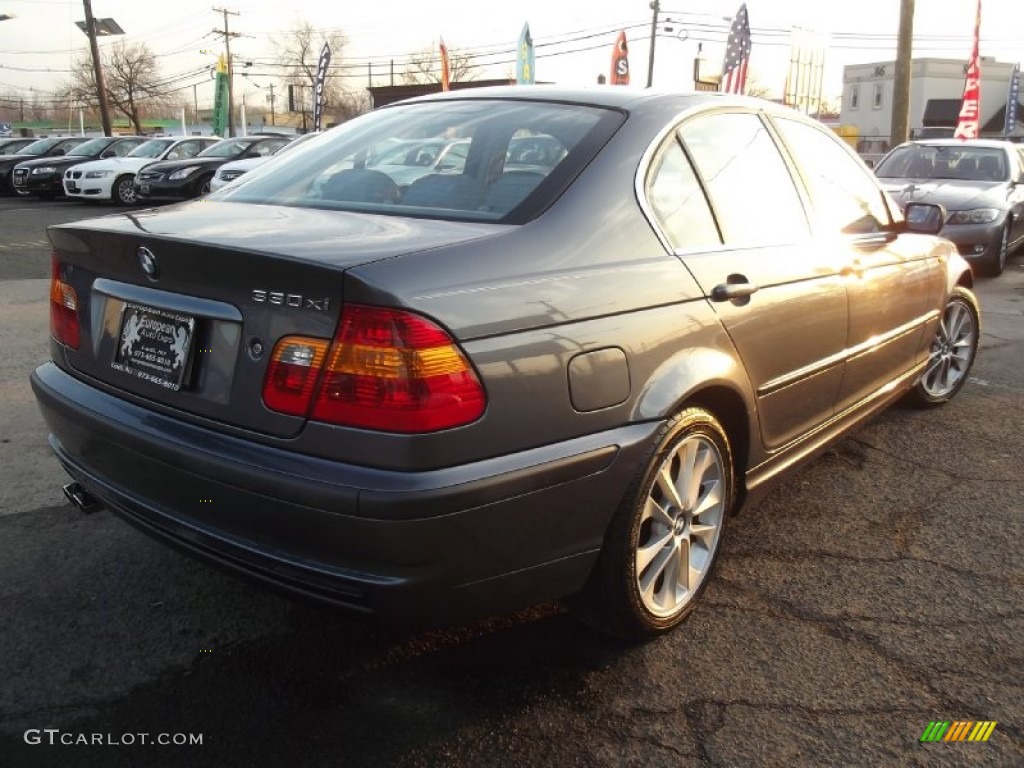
[313, 42, 331, 132]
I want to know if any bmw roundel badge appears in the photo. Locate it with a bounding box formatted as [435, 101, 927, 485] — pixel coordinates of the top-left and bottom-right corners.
[137, 246, 159, 281]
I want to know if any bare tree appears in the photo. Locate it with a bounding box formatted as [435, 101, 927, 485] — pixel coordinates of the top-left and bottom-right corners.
[63, 42, 167, 133]
[743, 71, 775, 100]
[403, 45, 477, 86]
[274, 20, 368, 128]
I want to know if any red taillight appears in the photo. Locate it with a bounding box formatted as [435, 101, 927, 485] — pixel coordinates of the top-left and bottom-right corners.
[262, 306, 486, 432]
[50, 257, 80, 349]
[262, 337, 330, 416]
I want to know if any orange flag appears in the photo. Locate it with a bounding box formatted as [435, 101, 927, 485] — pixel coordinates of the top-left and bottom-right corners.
[440, 38, 451, 91]
[610, 31, 630, 85]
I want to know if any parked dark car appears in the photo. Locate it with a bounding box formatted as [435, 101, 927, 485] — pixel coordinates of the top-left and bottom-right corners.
[875, 139, 1024, 276]
[33, 88, 978, 639]
[133, 136, 291, 201]
[0, 136, 88, 194]
[0, 137, 37, 155]
[12, 136, 148, 199]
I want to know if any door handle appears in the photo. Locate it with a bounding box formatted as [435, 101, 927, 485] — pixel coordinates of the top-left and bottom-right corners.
[711, 279, 759, 302]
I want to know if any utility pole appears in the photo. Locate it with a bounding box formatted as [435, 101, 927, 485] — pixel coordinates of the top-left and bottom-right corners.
[267, 83, 275, 126]
[193, 83, 199, 124]
[646, 0, 660, 87]
[891, 0, 915, 146]
[212, 7, 241, 136]
[82, 0, 112, 136]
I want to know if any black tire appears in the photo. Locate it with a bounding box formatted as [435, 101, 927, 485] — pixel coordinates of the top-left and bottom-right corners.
[907, 286, 980, 408]
[571, 407, 735, 641]
[987, 221, 1010, 277]
[195, 174, 213, 198]
[113, 175, 137, 206]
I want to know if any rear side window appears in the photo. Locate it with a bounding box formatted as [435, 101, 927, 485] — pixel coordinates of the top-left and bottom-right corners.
[774, 117, 891, 234]
[646, 140, 720, 250]
[680, 112, 809, 246]
[219, 99, 624, 223]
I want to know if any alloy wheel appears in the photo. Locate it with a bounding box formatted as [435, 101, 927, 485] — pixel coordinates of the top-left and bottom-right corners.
[116, 178, 136, 205]
[635, 433, 726, 618]
[920, 297, 977, 399]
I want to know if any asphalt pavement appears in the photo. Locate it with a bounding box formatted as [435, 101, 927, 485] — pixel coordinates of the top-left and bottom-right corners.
[0, 196, 1022, 767]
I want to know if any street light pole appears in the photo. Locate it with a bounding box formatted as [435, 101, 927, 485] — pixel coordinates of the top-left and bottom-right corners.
[646, 0, 660, 87]
[82, 0, 112, 136]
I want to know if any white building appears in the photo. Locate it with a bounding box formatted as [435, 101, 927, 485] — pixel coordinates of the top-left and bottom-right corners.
[840, 57, 1022, 158]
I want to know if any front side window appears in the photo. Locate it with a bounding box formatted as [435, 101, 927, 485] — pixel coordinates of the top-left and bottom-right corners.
[69, 138, 114, 156]
[219, 99, 623, 222]
[645, 140, 720, 250]
[198, 139, 256, 158]
[774, 117, 890, 234]
[128, 140, 174, 158]
[679, 112, 810, 246]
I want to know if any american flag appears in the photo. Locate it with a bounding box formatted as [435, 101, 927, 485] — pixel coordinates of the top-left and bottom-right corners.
[721, 4, 752, 94]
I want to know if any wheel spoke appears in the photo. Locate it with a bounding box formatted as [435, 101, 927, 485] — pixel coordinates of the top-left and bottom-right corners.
[675, 537, 692, 594]
[683, 446, 713, 508]
[689, 521, 718, 545]
[641, 496, 674, 528]
[637, 526, 674, 575]
[656, 462, 685, 511]
[639, 539, 677, 604]
[693, 478, 722, 518]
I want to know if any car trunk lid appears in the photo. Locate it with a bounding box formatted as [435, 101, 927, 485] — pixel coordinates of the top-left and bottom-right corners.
[49, 201, 506, 438]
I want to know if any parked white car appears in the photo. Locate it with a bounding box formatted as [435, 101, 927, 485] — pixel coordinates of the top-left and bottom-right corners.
[64, 136, 220, 205]
[209, 132, 322, 192]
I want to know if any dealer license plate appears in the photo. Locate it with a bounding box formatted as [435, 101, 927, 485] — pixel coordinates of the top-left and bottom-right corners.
[111, 302, 195, 390]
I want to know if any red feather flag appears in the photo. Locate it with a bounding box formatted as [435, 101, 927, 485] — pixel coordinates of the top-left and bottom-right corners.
[954, 0, 982, 140]
[440, 38, 451, 92]
[610, 31, 630, 85]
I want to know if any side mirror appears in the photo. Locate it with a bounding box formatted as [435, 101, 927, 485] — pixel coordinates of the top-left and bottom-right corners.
[903, 202, 946, 235]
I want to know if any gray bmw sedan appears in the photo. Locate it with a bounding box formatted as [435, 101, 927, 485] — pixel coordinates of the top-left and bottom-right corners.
[32, 87, 978, 639]
[875, 138, 1024, 276]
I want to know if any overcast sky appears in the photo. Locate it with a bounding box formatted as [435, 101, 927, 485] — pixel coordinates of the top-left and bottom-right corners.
[1, 0, 1022, 110]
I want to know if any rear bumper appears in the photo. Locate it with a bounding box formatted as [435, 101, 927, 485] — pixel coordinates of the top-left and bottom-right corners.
[31, 362, 658, 625]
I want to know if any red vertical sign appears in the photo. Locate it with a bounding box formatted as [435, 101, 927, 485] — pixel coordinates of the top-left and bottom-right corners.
[954, 0, 982, 140]
[610, 31, 630, 85]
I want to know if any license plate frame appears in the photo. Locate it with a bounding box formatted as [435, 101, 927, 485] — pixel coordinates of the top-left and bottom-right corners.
[111, 302, 195, 390]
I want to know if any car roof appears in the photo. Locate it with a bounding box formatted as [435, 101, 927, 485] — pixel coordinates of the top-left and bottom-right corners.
[898, 139, 1017, 150]
[392, 85, 758, 113]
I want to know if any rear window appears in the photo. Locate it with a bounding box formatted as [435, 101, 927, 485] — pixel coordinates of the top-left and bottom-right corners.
[217, 99, 624, 222]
